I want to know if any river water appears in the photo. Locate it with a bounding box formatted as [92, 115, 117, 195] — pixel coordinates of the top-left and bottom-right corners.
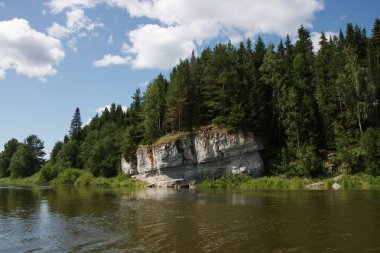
[0, 186, 380, 252]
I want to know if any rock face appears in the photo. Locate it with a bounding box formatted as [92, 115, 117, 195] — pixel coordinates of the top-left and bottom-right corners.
[122, 126, 265, 187]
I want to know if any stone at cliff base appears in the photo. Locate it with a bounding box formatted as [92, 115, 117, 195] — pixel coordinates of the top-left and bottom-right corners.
[332, 182, 342, 190]
[122, 126, 264, 187]
[305, 182, 325, 190]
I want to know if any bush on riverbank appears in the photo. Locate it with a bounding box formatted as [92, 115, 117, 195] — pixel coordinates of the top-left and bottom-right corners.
[0, 169, 145, 188]
[198, 175, 380, 190]
[338, 174, 380, 189]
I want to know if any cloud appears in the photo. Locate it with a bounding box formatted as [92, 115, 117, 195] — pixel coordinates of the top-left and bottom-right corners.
[311, 31, 338, 52]
[93, 54, 131, 67]
[47, 0, 325, 69]
[115, 0, 325, 69]
[125, 22, 219, 69]
[47, 0, 99, 14]
[47, 8, 103, 38]
[0, 18, 65, 80]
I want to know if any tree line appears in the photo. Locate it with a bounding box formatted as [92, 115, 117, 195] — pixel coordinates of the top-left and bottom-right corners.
[1, 19, 379, 180]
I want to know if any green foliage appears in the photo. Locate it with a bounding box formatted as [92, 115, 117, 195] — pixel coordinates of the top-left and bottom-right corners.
[25, 135, 45, 172]
[198, 175, 317, 190]
[56, 140, 80, 168]
[9, 145, 35, 179]
[143, 74, 168, 143]
[0, 138, 20, 177]
[74, 171, 94, 186]
[69, 107, 83, 142]
[52, 168, 84, 185]
[39, 162, 63, 183]
[80, 122, 122, 177]
[50, 141, 63, 164]
[360, 128, 380, 175]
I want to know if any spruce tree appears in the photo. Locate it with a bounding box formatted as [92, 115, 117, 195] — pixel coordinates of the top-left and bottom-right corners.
[69, 107, 83, 142]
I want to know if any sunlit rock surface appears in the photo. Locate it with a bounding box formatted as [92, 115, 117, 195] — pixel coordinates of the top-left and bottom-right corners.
[122, 126, 264, 187]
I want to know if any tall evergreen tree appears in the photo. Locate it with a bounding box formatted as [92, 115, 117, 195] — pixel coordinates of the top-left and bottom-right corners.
[123, 88, 144, 160]
[69, 107, 83, 142]
[143, 74, 168, 143]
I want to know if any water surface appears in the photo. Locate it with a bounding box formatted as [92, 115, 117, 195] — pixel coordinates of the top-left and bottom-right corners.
[1, 186, 380, 252]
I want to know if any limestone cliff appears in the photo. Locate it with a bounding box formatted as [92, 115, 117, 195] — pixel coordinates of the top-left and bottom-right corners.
[122, 126, 264, 187]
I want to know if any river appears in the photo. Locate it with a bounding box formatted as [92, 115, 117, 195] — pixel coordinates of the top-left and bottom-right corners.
[0, 186, 380, 252]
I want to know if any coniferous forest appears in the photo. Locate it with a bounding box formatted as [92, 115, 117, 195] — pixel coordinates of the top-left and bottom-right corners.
[1, 20, 380, 180]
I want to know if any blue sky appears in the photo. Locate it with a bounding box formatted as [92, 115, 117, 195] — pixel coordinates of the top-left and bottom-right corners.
[0, 0, 379, 156]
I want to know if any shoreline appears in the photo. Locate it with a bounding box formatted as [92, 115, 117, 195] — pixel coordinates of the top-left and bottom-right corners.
[2, 174, 380, 190]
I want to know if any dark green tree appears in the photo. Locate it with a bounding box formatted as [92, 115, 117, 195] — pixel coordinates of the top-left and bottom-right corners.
[122, 89, 144, 161]
[9, 145, 34, 178]
[81, 123, 123, 177]
[25, 135, 45, 172]
[0, 138, 20, 177]
[50, 141, 63, 164]
[69, 107, 83, 142]
[143, 74, 168, 143]
[55, 140, 80, 168]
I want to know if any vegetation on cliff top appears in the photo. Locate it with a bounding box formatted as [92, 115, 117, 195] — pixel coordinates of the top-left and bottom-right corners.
[1, 19, 380, 183]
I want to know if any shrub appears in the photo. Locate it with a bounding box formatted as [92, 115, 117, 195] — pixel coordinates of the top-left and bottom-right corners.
[74, 171, 94, 186]
[52, 168, 83, 185]
[39, 162, 63, 183]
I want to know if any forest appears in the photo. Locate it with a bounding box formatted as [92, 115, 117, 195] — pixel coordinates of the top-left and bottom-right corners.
[1, 19, 380, 181]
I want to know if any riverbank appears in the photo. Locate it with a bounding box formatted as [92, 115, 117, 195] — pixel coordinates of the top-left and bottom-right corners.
[2, 172, 380, 190]
[0, 170, 146, 188]
[197, 174, 380, 190]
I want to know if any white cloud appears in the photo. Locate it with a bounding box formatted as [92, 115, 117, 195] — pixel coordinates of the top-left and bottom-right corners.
[47, 0, 99, 14]
[93, 54, 131, 67]
[311, 31, 338, 52]
[114, 0, 325, 69]
[126, 22, 219, 69]
[46, 0, 325, 69]
[0, 18, 65, 80]
[47, 8, 103, 38]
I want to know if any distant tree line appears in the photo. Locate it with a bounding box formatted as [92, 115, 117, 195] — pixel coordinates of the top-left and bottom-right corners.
[1, 19, 379, 179]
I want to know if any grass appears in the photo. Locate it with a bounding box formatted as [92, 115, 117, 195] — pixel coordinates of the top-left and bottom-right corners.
[197, 175, 380, 190]
[337, 174, 380, 189]
[0, 170, 146, 188]
[0, 172, 43, 186]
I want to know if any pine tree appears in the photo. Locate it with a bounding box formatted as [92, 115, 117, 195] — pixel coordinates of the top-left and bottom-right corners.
[314, 32, 340, 148]
[260, 43, 283, 144]
[25, 135, 45, 172]
[69, 107, 83, 142]
[122, 88, 144, 161]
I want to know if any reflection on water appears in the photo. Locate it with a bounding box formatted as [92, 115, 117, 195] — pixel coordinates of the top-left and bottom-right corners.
[1, 186, 380, 252]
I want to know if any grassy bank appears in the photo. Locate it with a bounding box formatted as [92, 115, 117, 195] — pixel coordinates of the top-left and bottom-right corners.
[197, 175, 380, 190]
[0, 170, 146, 188]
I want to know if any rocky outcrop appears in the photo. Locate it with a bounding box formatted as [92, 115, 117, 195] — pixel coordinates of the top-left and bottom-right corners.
[122, 126, 264, 187]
